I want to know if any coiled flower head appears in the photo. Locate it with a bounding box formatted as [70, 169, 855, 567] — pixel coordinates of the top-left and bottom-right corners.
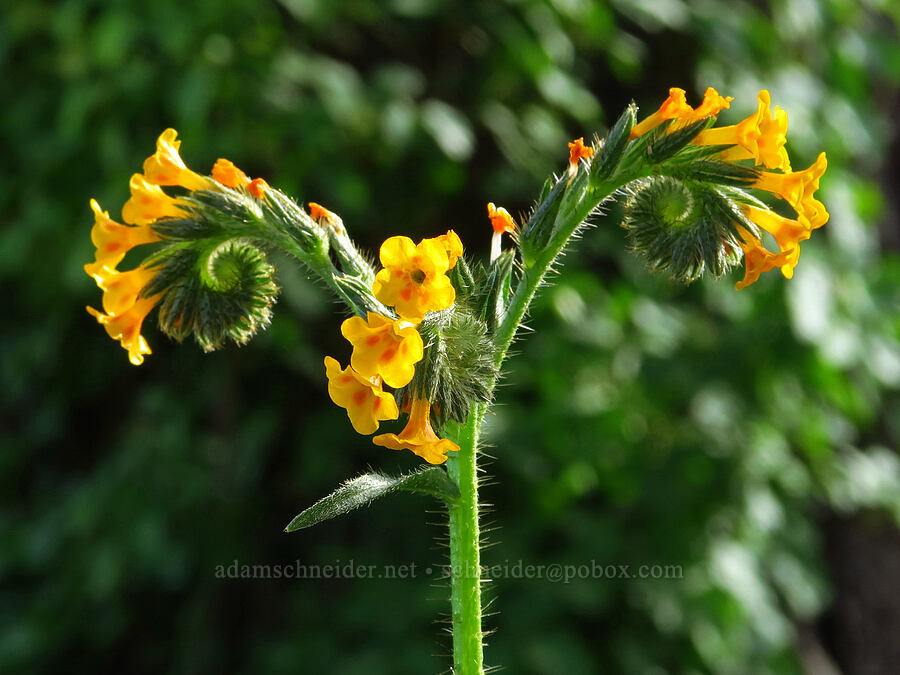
[85, 129, 287, 363]
[623, 87, 828, 289]
[622, 177, 744, 283]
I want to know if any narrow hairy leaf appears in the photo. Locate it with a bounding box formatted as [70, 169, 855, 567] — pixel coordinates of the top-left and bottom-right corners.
[284, 467, 460, 532]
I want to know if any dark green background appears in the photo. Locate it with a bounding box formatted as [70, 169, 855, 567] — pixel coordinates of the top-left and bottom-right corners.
[2, 1, 899, 673]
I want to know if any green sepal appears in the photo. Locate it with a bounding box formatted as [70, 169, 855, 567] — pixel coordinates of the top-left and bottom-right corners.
[480, 250, 515, 332]
[645, 117, 714, 164]
[591, 102, 636, 182]
[519, 175, 566, 267]
[449, 256, 478, 303]
[150, 217, 219, 241]
[718, 185, 770, 210]
[661, 159, 760, 186]
[667, 143, 736, 162]
[537, 175, 554, 204]
[284, 467, 460, 532]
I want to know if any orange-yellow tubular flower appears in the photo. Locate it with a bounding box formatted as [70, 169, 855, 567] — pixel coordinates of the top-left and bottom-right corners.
[487, 202, 516, 263]
[85, 264, 159, 316]
[373, 398, 459, 465]
[487, 203, 516, 235]
[211, 158, 251, 188]
[87, 199, 159, 270]
[122, 174, 186, 226]
[568, 137, 594, 165]
[630, 87, 732, 139]
[324, 356, 399, 435]
[86, 295, 161, 366]
[734, 226, 791, 291]
[340, 313, 424, 389]
[691, 87, 734, 119]
[142, 128, 213, 192]
[754, 152, 828, 229]
[742, 206, 811, 280]
[630, 88, 692, 139]
[694, 90, 791, 171]
[372, 235, 456, 320]
[436, 230, 463, 269]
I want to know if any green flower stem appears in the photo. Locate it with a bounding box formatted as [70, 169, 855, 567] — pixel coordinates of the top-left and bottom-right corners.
[446, 403, 486, 675]
[442, 169, 644, 671]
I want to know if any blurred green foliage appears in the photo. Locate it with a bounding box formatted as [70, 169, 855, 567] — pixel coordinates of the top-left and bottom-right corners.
[2, 0, 899, 673]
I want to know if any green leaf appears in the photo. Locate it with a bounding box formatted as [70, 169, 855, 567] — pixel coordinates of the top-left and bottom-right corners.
[284, 467, 460, 532]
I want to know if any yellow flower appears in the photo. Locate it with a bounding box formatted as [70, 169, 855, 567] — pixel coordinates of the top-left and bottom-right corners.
[630, 87, 732, 139]
[753, 152, 828, 229]
[693, 90, 791, 171]
[86, 199, 159, 271]
[143, 129, 213, 192]
[436, 230, 463, 268]
[740, 205, 811, 281]
[87, 295, 160, 366]
[372, 235, 456, 320]
[324, 356, 399, 435]
[340, 313, 424, 388]
[122, 174, 186, 226]
[211, 158, 250, 188]
[567, 137, 594, 165]
[85, 264, 159, 316]
[373, 398, 459, 465]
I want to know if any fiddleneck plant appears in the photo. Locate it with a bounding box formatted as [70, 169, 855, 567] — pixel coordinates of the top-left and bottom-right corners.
[85, 87, 828, 673]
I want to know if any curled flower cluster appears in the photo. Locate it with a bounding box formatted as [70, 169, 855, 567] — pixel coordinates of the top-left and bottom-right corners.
[632, 87, 828, 289]
[324, 227, 464, 464]
[85, 129, 270, 364]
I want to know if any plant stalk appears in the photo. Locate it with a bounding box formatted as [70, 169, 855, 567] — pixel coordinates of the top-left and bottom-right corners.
[446, 403, 485, 674]
[444, 168, 642, 672]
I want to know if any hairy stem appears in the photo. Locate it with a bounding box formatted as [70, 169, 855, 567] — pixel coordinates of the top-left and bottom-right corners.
[446, 403, 485, 674]
[493, 174, 638, 366]
[442, 171, 641, 671]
